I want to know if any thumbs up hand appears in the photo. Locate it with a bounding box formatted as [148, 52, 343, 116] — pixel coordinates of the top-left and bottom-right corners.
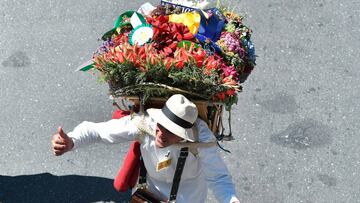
[51, 126, 74, 156]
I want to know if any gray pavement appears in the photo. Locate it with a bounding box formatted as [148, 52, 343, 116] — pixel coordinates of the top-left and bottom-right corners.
[0, 0, 359, 202]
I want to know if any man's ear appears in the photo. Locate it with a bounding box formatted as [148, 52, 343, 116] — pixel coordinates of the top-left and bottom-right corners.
[192, 126, 199, 141]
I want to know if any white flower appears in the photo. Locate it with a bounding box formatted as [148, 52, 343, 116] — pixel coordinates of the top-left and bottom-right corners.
[163, 0, 209, 9]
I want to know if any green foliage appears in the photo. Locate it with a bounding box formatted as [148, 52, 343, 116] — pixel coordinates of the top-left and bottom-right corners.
[169, 65, 220, 99]
[225, 23, 236, 33]
[96, 55, 239, 107]
[141, 63, 169, 84]
[224, 94, 238, 111]
[222, 51, 243, 68]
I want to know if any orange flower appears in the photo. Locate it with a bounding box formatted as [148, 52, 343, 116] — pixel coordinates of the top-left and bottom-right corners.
[113, 47, 125, 63]
[163, 57, 173, 70]
[126, 52, 137, 64]
[173, 48, 191, 69]
[115, 51, 125, 63]
[147, 54, 158, 65]
[138, 46, 146, 61]
[204, 56, 219, 74]
[222, 76, 237, 86]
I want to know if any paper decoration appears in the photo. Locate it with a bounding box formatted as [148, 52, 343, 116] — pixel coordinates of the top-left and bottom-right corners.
[129, 24, 154, 46]
[76, 60, 94, 72]
[137, 2, 156, 15]
[102, 11, 146, 40]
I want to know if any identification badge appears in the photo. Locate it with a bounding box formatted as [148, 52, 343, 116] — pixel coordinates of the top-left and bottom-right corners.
[156, 158, 172, 171]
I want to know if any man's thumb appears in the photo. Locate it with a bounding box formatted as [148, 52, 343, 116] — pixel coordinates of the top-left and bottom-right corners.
[57, 126, 68, 138]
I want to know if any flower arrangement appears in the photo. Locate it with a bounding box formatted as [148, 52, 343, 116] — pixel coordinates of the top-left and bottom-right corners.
[80, 0, 256, 110]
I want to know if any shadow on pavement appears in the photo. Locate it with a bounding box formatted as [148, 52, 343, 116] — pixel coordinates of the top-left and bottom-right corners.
[0, 173, 130, 203]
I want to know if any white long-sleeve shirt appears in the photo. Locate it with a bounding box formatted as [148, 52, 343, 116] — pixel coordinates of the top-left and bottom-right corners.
[67, 114, 240, 203]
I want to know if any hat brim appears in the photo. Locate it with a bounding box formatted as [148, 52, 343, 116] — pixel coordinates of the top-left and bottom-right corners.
[147, 108, 195, 142]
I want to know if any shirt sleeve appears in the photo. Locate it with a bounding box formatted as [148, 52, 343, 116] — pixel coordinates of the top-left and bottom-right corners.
[196, 119, 240, 203]
[67, 115, 140, 150]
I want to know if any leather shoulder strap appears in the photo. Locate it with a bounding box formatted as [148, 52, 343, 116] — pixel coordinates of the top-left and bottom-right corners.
[169, 147, 189, 202]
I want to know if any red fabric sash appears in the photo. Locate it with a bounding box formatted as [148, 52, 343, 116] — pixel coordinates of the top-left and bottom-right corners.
[112, 110, 141, 192]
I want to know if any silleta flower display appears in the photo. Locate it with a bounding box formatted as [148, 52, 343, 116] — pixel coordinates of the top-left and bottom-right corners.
[79, 0, 256, 110]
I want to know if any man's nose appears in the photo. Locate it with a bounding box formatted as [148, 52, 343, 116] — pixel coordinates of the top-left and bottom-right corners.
[158, 131, 165, 138]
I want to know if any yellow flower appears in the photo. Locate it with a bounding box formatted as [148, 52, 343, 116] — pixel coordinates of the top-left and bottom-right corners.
[169, 12, 201, 34]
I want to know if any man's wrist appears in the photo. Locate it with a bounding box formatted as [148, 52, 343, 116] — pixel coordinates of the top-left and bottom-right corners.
[68, 136, 76, 151]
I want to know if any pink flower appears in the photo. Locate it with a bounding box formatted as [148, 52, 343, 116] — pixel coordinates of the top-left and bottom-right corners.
[221, 64, 238, 79]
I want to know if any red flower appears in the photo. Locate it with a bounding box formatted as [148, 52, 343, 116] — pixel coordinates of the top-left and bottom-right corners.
[175, 60, 185, 69]
[191, 48, 207, 68]
[204, 56, 219, 74]
[147, 16, 194, 56]
[163, 47, 173, 56]
[113, 33, 130, 46]
[226, 89, 236, 96]
[216, 92, 226, 101]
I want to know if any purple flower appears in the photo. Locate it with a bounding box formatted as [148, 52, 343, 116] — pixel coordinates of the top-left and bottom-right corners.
[220, 32, 245, 57]
[98, 39, 115, 53]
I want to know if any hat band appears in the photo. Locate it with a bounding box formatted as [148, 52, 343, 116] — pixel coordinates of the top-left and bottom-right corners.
[162, 105, 194, 129]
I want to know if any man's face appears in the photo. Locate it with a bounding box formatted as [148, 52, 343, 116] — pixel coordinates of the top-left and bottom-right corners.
[155, 124, 184, 148]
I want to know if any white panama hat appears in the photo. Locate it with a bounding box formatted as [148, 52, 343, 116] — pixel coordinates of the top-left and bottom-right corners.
[146, 94, 198, 142]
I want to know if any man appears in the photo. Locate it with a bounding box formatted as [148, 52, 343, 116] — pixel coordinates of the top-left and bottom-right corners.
[52, 94, 240, 203]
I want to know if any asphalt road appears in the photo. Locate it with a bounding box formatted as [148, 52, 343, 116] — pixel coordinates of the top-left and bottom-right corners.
[1, 0, 359, 202]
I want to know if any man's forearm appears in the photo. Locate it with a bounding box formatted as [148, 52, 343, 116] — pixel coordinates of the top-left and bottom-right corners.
[68, 117, 139, 149]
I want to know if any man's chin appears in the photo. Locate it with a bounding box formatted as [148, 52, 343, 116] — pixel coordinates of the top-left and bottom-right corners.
[155, 141, 164, 148]
[155, 140, 168, 148]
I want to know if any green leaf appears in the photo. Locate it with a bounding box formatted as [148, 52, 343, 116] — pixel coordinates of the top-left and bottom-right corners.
[101, 28, 117, 41]
[177, 40, 200, 50]
[80, 64, 94, 71]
